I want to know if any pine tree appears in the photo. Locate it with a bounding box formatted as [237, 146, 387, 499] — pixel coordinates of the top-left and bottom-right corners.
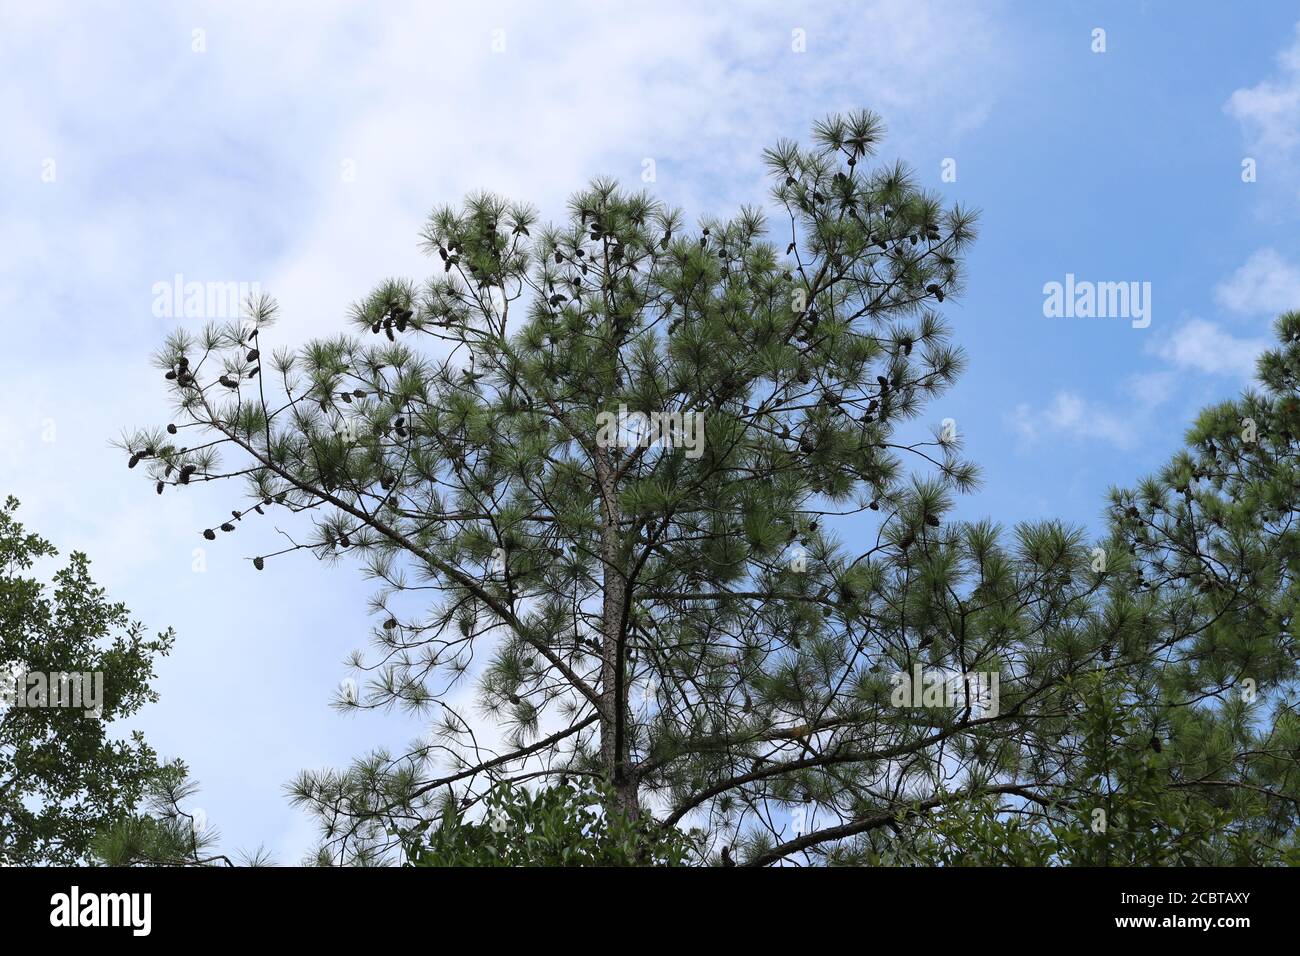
[90, 765, 273, 867]
[125, 113, 1297, 866]
[125, 111, 984, 864]
[806, 314, 1300, 867]
[0, 497, 175, 864]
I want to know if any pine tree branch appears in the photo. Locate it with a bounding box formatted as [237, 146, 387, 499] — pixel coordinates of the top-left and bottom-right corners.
[743, 783, 1052, 867]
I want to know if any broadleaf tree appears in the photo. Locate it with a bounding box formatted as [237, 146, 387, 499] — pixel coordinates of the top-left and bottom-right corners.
[411, 778, 697, 867]
[0, 496, 175, 864]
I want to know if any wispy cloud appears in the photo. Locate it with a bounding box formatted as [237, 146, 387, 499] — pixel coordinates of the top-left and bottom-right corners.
[1225, 21, 1300, 199]
[1008, 391, 1141, 449]
[1008, 318, 1266, 451]
[1214, 248, 1300, 316]
[1150, 317, 1267, 378]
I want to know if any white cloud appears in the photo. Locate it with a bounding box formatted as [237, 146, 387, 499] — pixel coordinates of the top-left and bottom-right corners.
[1214, 248, 1300, 316]
[1009, 313, 1270, 450]
[1008, 317, 1266, 450]
[1150, 317, 1267, 378]
[1009, 391, 1139, 449]
[1226, 22, 1300, 161]
[244, 0, 1010, 344]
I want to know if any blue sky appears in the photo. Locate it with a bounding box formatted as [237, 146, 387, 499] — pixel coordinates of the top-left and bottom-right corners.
[3, 0, 1300, 861]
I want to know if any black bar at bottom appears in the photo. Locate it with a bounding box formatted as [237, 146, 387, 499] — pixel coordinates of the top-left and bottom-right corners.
[0, 865, 1285, 940]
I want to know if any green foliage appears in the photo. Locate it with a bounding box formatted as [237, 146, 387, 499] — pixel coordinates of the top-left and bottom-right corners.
[410, 779, 697, 867]
[91, 765, 272, 866]
[780, 316, 1300, 868]
[0, 496, 174, 864]
[130, 111, 985, 864]
[896, 673, 1241, 866]
[123, 112, 1300, 866]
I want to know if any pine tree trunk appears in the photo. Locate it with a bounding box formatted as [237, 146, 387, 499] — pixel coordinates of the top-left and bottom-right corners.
[595, 450, 639, 819]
